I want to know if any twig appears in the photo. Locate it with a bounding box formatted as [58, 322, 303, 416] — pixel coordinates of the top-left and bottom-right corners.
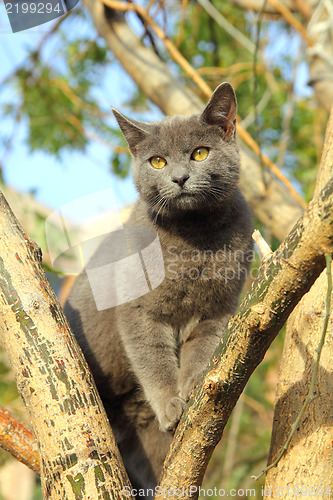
[50, 78, 110, 118]
[276, 46, 302, 169]
[0, 407, 40, 474]
[197, 0, 256, 54]
[175, 0, 189, 47]
[198, 62, 266, 75]
[35, 11, 71, 54]
[252, 229, 273, 258]
[127, 0, 161, 57]
[265, 0, 313, 46]
[237, 125, 307, 208]
[145, 0, 156, 14]
[252, 253, 332, 480]
[294, 0, 313, 19]
[253, 0, 268, 185]
[0, 13, 69, 90]
[222, 397, 244, 476]
[100, 0, 307, 210]
[240, 88, 271, 129]
[101, 0, 213, 97]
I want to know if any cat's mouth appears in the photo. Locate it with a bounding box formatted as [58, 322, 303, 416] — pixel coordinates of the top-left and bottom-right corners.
[168, 191, 204, 210]
[175, 192, 196, 199]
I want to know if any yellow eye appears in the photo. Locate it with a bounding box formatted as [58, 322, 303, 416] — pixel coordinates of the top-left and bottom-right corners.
[150, 156, 167, 169]
[191, 147, 209, 162]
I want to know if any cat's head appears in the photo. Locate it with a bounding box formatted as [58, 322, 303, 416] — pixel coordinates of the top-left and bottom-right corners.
[112, 82, 240, 217]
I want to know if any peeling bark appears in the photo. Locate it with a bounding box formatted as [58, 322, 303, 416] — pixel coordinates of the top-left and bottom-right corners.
[0, 192, 134, 500]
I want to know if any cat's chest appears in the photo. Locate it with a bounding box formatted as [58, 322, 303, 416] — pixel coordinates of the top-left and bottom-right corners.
[148, 225, 234, 322]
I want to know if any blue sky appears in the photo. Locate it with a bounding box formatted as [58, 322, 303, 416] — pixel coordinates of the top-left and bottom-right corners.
[0, 2, 143, 222]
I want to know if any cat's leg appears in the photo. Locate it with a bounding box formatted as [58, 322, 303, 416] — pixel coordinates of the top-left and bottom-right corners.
[117, 312, 185, 431]
[178, 317, 229, 401]
[118, 419, 172, 499]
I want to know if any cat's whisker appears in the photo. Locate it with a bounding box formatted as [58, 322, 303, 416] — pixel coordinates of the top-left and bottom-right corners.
[150, 195, 169, 223]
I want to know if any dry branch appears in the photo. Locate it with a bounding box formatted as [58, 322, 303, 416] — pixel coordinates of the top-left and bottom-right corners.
[0, 193, 134, 500]
[157, 175, 333, 498]
[0, 407, 40, 474]
[265, 0, 313, 45]
[228, 0, 315, 15]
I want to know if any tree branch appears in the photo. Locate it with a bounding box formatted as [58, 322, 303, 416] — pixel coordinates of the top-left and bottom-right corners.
[157, 175, 333, 498]
[0, 407, 40, 474]
[265, 0, 313, 45]
[227, 0, 314, 17]
[0, 193, 134, 499]
[197, 0, 256, 54]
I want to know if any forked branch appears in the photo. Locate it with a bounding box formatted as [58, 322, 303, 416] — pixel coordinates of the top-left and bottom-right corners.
[158, 176, 333, 498]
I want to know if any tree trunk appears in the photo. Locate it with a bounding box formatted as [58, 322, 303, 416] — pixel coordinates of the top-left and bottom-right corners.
[307, 0, 333, 113]
[265, 271, 333, 498]
[265, 109, 333, 496]
[0, 192, 134, 499]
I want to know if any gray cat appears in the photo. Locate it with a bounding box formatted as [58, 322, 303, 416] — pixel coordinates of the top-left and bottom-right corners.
[64, 82, 253, 496]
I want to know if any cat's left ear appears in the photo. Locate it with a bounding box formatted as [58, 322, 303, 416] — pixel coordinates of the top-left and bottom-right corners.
[201, 82, 237, 139]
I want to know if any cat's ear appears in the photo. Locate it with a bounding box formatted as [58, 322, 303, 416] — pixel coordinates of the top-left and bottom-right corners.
[201, 82, 237, 139]
[112, 108, 151, 154]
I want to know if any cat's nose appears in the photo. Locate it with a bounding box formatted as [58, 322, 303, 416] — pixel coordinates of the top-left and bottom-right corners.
[172, 174, 189, 187]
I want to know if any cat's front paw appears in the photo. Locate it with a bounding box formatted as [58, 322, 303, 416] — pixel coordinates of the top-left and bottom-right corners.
[179, 371, 204, 402]
[159, 396, 186, 431]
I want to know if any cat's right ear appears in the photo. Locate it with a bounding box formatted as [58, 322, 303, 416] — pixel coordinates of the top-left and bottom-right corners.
[112, 108, 151, 154]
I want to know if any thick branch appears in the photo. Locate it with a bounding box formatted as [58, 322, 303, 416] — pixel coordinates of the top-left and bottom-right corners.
[0, 407, 40, 474]
[0, 193, 134, 499]
[157, 177, 333, 499]
[82, 0, 304, 240]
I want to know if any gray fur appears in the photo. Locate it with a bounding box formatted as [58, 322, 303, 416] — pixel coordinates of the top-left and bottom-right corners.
[64, 82, 253, 496]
